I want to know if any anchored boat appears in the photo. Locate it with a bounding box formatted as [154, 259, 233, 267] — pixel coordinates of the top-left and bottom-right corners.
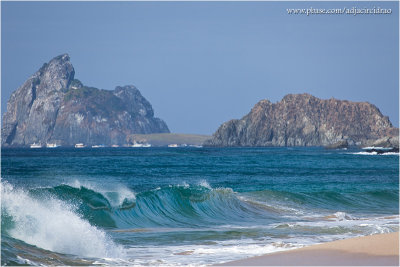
[75, 143, 86, 148]
[30, 143, 42, 148]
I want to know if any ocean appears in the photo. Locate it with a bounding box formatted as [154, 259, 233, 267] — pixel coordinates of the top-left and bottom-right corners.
[1, 147, 399, 266]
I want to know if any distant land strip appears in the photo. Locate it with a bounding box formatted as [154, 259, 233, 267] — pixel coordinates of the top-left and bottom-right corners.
[127, 133, 210, 147]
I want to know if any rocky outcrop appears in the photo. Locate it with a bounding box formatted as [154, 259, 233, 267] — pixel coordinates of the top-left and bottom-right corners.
[205, 93, 398, 147]
[364, 136, 399, 149]
[324, 140, 348, 149]
[2, 54, 169, 147]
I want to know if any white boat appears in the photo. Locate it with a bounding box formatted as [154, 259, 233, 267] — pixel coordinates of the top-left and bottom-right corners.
[30, 143, 42, 148]
[189, 145, 203, 148]
[168, 144, 179, 148]
[92, 145, 105, 148]
[131, 141, 151, 148]
[75, 143, 85, 148]
[46, 143, 59, 148]
[111, 144, 120, 148]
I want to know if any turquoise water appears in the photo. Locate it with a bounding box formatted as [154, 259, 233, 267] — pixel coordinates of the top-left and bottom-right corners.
[1, 147, 399, 265]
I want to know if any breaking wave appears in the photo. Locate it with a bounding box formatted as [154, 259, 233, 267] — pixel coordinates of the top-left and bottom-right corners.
[1, 182, 125, 259]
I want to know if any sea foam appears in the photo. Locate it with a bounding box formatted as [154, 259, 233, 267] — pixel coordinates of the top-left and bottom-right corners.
[351, 151, 399, 156]
[1, 182, 125, 258]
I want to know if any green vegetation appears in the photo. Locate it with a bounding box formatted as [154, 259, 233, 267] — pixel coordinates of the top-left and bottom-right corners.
[69, 79, 83, 89]
[63, 86, 125, 117]
[127, 133, 211, 146]
[64, 86, 100, 101]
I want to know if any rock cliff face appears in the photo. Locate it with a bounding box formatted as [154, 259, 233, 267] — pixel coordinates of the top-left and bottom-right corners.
[2, 54, 169, 147]
[205, 94, 397, 147]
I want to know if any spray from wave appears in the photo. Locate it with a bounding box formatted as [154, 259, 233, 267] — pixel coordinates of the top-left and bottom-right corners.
[67, 180, 136, 208]
[1, 182, 125, 259]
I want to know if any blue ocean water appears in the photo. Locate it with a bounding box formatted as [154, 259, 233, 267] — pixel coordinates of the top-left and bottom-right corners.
[1, 147, 399, 265]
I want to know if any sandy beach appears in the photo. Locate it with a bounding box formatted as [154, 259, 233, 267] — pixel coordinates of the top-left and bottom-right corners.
[217, 232, 399, 266]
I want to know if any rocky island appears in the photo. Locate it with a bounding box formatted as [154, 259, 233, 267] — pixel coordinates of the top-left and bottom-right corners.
[1, 54, 169, 147]
[204, 93, 398, 148]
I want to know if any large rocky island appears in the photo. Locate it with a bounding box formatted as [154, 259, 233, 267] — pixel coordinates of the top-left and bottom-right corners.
[204, 94, 398, 147]
[2, 54, 169, 147]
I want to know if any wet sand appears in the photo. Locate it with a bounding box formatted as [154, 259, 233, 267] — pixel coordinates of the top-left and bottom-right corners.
[217, 232, 399, 266]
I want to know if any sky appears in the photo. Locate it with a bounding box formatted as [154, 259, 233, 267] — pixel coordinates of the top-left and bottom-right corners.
[2, 1, 399, 135]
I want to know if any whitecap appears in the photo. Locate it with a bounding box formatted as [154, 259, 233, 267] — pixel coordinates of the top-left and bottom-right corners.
[67, 179, 136, 207]
[1, 182, 125, 258]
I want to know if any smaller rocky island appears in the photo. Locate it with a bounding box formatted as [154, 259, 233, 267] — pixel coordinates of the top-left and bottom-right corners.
[204, 93, 398, 149]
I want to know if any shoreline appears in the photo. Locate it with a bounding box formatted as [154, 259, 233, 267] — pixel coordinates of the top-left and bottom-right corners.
[216, 232, 399, 266]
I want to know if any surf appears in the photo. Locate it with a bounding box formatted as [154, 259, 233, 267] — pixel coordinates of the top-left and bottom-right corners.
[1, 182, 125, 259]
[25, 181, 280, 229]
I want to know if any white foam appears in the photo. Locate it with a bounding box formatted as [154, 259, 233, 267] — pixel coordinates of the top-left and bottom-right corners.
[381, 152, 400, 156]
[180, 181, 190, 188]
[270, 213, 399, 235]
[350, 151, 399, 156]
[1, 182, 125, 258]
[332, 211, 355, 221]
[237, 195, 306, 216]
[194, 242, 296, 255]
[362, 147, 392, 150]
[16, 256, 36, 265]
[352, 151, 378, 155]
[123, 240, 301, 266]
[198, 180, 212, 189]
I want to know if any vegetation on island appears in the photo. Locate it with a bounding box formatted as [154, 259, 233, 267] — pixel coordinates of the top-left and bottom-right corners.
[127, 133, 211, 146]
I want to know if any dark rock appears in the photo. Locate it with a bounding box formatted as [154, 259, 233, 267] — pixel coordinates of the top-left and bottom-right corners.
[2, 54, 169, 147]
[364, 136, 399, 149]
[365, 147, 399, 154]
[325, 140, 348, 149]
[205, 93, 397, 147]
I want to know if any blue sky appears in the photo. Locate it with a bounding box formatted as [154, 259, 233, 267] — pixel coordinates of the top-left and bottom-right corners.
[2, 1, 398, 134]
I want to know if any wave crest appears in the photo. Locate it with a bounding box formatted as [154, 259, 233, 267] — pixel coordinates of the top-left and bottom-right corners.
[1, 182, 125, 258]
